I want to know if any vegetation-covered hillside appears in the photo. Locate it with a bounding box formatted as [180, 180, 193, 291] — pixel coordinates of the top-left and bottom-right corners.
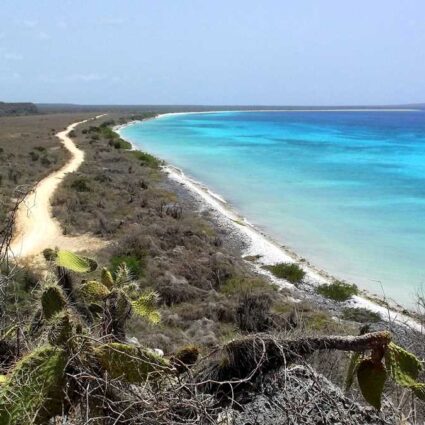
[0, 112, 424, 424]
[0, 102, 38, 117]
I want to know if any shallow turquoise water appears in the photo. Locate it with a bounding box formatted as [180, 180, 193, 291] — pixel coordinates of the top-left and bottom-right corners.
[121, 111, 425, 306]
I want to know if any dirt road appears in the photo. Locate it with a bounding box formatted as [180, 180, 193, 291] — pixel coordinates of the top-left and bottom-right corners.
[10, 115, 107, 258]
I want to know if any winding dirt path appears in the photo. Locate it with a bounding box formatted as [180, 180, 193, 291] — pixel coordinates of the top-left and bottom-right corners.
[10, 115, 107, 259]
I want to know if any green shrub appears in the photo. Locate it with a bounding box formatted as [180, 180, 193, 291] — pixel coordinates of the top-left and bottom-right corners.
[110, 255, 144, 279]
[112, 139, 132, 150]
[29, 151, 39, 161]
[101, 126, 117, 140]
[220, 276, 271, 295]
[317, 280, 358, 302]
[263, 262, 305, 284]
[70, 177, 91, 192]
[131, 150, 161, 168]
[342, 307, 381, 323]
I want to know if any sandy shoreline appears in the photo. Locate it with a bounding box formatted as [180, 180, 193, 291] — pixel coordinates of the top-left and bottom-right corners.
[116, 113, 424, 333]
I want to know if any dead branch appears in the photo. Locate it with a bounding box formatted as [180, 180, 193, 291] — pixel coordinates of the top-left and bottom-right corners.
[195, 332, 391, 392]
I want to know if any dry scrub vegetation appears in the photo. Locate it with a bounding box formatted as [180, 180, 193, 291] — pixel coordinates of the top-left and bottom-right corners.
[0, 113, 424, 424]
[0, 113, 97, 224]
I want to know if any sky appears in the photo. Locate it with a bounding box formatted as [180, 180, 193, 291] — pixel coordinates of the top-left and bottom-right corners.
[0, 0, 424, 106]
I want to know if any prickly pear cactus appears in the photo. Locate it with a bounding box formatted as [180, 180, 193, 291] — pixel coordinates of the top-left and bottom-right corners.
[345, 352, 361, 391]
[41, 285, 67, 320]
[101, 267, 114, 289]
[356, 358, 387, 410]
[384, 341, 425, 401]
[113, 289, 132, 320]
[94, 343, 171, 383]
[79, 281, 110, 303]
[0, 346, 67, 424]
[48, 313, 73, 347]
[55, 250, 97, 273]
[384, 342, 422, 386]
[131, 291, 161, 324]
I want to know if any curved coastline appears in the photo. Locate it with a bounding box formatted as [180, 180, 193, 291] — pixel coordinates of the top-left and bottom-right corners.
[116, 113, 424, 333]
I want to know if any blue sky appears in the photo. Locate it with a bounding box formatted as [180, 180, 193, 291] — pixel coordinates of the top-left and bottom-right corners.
[1, 0, 424, 105]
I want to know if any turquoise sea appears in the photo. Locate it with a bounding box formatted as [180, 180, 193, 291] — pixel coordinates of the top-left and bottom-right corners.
[120, 110, 425, 306]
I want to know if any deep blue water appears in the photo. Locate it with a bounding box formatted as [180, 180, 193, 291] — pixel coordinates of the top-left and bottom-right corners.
[120, 110, 425, 306]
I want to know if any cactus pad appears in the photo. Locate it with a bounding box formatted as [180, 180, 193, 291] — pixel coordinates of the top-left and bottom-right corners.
[101, 268, 114, 289]
[357, 358, 386, 409]
[41, 286, 67, 320]
[0, 346, 67, 424]
[131, 291, 161, 325]
[56, 250, 97, 273]
[79, 281, 110, 303]
[48, 313, 73, 346]
[94, 343, 171, 383]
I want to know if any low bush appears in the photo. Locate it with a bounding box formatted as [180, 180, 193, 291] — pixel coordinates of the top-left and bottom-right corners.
[342, 307, 381, 323]
[70, 177, 91, 192]
[111, 139, 132, 150]
[264, 262, 305, 284]
[131, 150, 161, 168]
[316, 281, 358, 302]
[220, 276, 271, 296]
[110, 255, 144, 279]
[236, 293, 273, 332]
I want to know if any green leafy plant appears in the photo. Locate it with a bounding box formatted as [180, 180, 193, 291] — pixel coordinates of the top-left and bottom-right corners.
[342, 307, 381, 323]
[110, 255, 143, 279]
[70, 176, 91, 192]
[317, 280, 358, 302]
[263, 262, 305, 284]
[131, 150, 161, 168]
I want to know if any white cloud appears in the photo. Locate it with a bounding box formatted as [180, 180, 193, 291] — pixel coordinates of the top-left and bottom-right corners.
[37, 31, 50, 40]
[20, 19, 38, 28]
